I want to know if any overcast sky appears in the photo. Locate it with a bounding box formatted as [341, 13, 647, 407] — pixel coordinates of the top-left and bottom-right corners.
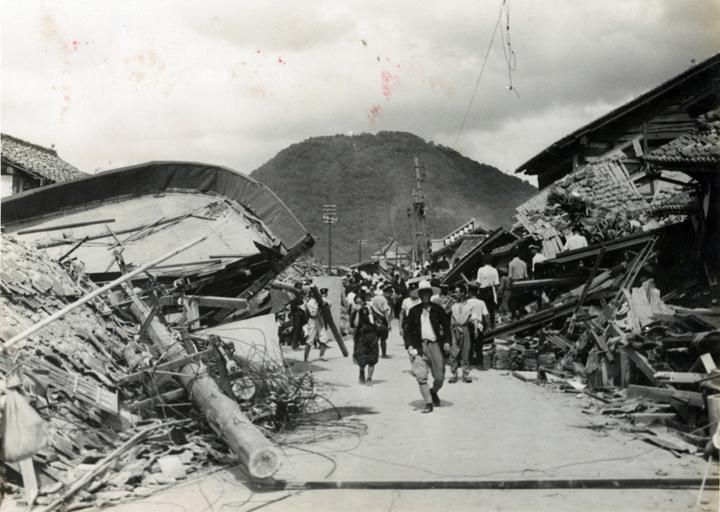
[2, 1, 718, 184]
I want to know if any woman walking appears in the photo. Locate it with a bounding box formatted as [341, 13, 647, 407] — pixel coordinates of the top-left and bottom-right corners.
[350, 291, 379, 386]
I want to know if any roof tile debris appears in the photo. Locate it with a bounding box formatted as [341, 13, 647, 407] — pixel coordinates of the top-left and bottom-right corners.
[1, 133, 86, 184]
[644, 111, 720, 166]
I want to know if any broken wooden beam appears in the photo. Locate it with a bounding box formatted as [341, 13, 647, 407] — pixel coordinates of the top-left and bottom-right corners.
[159, 295, 249, 310]
[654, 372, 710, 385]
[628, 350, 658, 385]
[128, 294, 282, 479]
[127, 388, 186, 411]
[118, 350, 211, 385]
[57, 236, 90, 263]
[626, 385, 705, 408]
[17, 218, 115, 235]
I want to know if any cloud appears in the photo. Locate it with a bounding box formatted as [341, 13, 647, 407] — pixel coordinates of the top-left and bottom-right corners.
[1, 0, 718, 182]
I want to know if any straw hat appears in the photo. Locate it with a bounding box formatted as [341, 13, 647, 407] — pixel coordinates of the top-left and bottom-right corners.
[410, 279, 440, 298]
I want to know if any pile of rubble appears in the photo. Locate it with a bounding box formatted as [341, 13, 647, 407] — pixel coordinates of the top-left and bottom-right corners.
[487, 239, 720, 455]
[0, 235, 318, 510]
[515, 157, 693, 257]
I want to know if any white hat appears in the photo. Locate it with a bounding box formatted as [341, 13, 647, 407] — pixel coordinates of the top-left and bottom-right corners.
[410, 279, 440, 298]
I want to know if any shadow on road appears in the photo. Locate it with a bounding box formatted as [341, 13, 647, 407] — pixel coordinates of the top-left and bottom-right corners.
[408, 399, 454, 410]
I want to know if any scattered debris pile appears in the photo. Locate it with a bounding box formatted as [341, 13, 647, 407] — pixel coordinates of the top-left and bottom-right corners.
[490, 239, 720, 455]
[0, 235, 319, 510]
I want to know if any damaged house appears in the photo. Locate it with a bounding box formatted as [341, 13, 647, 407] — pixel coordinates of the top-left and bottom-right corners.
[0, 161, 328, 509]
[1, 134, 86, 197]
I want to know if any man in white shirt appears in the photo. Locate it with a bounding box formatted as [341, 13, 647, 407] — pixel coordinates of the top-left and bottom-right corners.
[303, 289, 331, 362]
[466, 283, 490, 366]
[475, 255, 499, 328]
[371, 286, 393, 357]
[530, 245, 547, 277]
[448, 284, 473, 383]
[563, 226, 588, 252]
[508, 254, 528, 281]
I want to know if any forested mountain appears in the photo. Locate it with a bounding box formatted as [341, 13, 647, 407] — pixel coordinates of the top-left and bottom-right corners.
[252, 131, 536, 264]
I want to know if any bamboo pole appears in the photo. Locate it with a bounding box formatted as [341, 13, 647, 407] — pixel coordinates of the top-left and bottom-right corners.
[1, 235, 207, 352]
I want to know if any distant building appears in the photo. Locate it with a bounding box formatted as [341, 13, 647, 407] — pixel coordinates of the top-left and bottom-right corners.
[1, 133, 86, 197]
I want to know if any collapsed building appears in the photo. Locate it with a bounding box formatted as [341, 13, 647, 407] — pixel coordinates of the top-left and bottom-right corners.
[435, 53, 720, 456]
[0, 162, 329, 508]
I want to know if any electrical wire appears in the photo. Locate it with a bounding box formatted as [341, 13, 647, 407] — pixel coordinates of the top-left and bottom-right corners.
[454, 1, 503, 145]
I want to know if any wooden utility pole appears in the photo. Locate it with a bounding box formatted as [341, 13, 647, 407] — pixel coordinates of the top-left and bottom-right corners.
[321, 204, 337, 273]
[357, 239, 366, 263]
[412, 157, 428, 265]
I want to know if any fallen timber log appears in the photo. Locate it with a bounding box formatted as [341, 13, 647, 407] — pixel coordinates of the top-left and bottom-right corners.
[128, 292, 282, 479]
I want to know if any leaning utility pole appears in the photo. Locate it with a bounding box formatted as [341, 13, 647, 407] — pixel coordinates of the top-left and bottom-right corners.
[411, 157, 428, 265]
[357, 239, 366, 263]
[321, 204, 338, 273]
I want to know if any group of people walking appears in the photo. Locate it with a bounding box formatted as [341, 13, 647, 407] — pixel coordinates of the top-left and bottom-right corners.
[289, 251, 548, 414]
[344, 271, 492, 414]
[288, 282, 333, 362]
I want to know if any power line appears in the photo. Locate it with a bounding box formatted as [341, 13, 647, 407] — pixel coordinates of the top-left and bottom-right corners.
[454, 2, 503, 146]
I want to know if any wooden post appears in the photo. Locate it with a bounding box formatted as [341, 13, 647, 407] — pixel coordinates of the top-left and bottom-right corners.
[128, 294, 282, 479]
[309, 286, 349, 357]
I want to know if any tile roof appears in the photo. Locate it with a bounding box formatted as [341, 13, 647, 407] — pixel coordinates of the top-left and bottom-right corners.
[644, 112, 720, 166]
[516, 52, 720, 176]
[1, 133, 86, 184]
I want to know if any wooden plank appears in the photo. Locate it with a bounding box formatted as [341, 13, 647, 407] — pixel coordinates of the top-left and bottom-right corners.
[700, 353, 717, 372]
[627, 385, 704, 408]
[588, 327, 614, 362]
[654, 372, 710, 384]
[57, 236, 90, 263]
[628, 350, 658, 385]
[137, 304, 159, 340]
[118, 350, 211, 385]
[628, 412, 677, 425]
[19, 457, 39, 506]
[619, 348, 632, 388]
[127, 388, 186, 411]
[17, 218, 115, 235]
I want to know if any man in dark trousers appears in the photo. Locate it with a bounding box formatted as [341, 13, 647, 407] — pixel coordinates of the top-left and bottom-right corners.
[406, 280, 451, 413]
[289, 282, 307, 350]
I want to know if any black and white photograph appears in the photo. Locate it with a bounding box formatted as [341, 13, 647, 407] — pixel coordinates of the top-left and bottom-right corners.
[1, 1, 719, 511]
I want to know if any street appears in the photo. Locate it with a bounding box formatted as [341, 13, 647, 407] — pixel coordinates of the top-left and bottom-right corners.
[109, 322, 718, 512]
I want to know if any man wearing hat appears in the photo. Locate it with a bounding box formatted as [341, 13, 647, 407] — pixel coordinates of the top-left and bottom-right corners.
[406, 280, 451, 413]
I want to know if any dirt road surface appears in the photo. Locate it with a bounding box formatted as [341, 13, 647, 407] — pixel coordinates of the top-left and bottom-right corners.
[110, 321, 718, 512]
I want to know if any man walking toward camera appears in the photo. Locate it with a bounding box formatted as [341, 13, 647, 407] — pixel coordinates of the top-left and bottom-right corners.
[406, 280, 451, 414]
[448, 283, 473, 383]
